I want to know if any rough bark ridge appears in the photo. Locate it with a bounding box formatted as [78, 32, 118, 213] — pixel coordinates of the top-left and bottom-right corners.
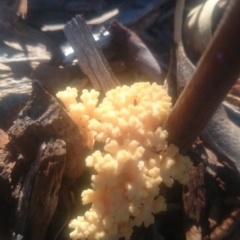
[8, 81, 88, 179]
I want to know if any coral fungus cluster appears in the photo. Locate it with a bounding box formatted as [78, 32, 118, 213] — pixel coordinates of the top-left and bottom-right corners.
[56, 82, 192, 240]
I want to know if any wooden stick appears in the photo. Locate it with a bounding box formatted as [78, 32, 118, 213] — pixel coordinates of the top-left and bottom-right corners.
[164, 0, 240, 154]
[64, 15, 120, 92]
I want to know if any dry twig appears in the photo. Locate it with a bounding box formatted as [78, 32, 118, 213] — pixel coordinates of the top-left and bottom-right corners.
[165, 0, 240, 154]
[64, 15, 120, 92]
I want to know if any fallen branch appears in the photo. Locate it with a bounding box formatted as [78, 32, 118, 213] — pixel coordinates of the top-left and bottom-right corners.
[165, 0, 240, 154]
[8, 81, 88, 179]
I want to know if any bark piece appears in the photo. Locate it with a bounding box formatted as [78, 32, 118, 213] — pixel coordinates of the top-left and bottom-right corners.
[8, 81, 88, 178]
[183, 144, 207, 240]
[15, 139, 66, 240]
[110, 21, 164, 84]
[46, 177, 72, 240]
[64, 15, 120, 92]
[183, 161, 205, 222]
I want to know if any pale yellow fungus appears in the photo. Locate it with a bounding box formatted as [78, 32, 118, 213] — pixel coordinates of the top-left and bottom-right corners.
[56, 82, 192, 240]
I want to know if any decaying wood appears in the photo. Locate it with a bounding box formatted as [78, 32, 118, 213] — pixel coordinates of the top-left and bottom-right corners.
[64, 15, 120, 92]
[202, 143, 240, 239]
[183, 145, 207, 240]
[8, 81, 88, 178]
[46, 177, 72, 240]
[110, 21, 164, 84]
[165, 0, 240, 154]
[32, 63, 71, 94]
[183, 160, 205, 221]
[14, 139, 66, 240]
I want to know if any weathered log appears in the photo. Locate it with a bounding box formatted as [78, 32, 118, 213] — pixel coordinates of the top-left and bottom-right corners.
[8, 81, 88, 178]
[14, 139, 66, 240]
[46, 177, 72, 240]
